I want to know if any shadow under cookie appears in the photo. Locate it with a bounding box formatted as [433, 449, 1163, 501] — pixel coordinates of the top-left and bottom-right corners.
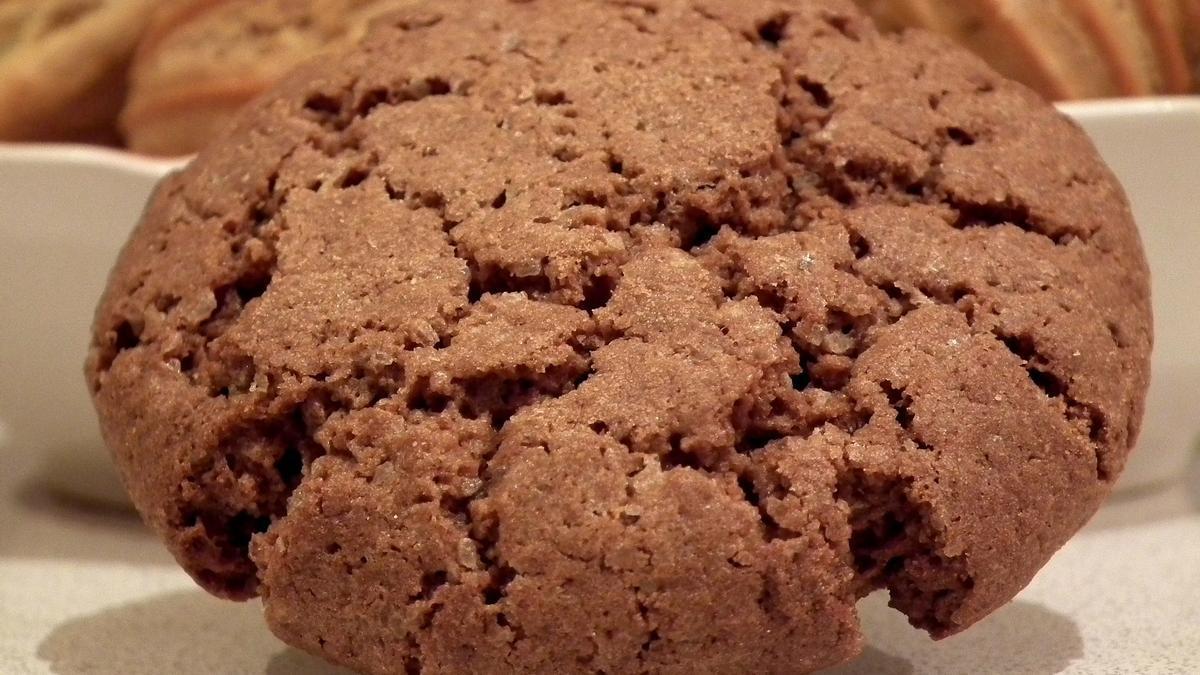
[824, 593, 1083, 674]
[37, 588, 1079, 675]
[37, 589, 351, 675]
[0, 464, 167, 567]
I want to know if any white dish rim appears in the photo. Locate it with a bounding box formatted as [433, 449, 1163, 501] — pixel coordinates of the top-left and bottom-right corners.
[1057, 95, 1200, 119]
[0, 142, 187, 177]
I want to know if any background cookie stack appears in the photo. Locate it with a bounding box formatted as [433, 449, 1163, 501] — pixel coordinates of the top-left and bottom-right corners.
[0, 0, 161, 143]
[120, 0, 409, 155]
[2, 0, 1199, 153]
[855, 0, 1200, 100]
[0, 0, 408, 153]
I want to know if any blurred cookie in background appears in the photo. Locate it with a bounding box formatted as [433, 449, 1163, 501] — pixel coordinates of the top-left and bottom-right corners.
[1068, 0, 1192, 95]
[121, 0, 412, 156]
[1186, 0, 1200, 77]
[854, 0, 1199, 100]
[852, 1, 1119, 100]
[0, 0, 162, 143]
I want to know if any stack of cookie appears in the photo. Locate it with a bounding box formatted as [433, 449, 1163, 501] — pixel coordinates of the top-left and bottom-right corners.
[0, 0, 162, 143]
[3, 0, 1199, 151]
[120, 0, 411, 155]
[0, 0, 408, 152]
[856, 0, 1200, 100]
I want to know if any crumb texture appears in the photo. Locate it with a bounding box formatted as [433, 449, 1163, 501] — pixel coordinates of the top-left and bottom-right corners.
[87, 1, 1152, 673]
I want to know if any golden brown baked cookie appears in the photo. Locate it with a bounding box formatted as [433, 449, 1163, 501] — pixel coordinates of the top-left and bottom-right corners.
[0, 0, 161, 142]
[1131, 0, 1196, 92]
[88, 1, 1153, 673]
[1183, 0, 1200, 77]
[855, 1, 1123, 100]
[120, 0, 412, 156]
[855, 0, 1196, 99]
[1066, 0, 1193, 95]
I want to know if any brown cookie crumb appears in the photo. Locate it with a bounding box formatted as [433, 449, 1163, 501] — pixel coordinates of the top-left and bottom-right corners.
[87, 1, 1151, 673]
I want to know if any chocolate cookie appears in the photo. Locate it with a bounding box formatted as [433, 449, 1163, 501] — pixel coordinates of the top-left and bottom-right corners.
[87, 1, 1152, 673]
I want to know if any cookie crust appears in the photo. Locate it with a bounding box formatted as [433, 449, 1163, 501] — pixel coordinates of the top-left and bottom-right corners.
[88, 1, 1152, 673]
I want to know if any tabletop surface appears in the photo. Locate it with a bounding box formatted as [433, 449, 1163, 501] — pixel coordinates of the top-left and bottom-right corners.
[1, 437, 1198, 675]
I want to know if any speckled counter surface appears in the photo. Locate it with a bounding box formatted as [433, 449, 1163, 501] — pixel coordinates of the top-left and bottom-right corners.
[1, 438, 1197, 675]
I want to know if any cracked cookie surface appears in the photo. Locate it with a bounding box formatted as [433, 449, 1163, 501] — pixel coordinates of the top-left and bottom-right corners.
[87, 1, 1152, 673]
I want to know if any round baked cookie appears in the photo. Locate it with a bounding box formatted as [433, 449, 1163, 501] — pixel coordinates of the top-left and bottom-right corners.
[1185, 0, 1200, 79]
[87, 0, 1152, 673]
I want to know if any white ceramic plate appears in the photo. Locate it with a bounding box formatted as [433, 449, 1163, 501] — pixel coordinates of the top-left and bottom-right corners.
[0, 147, 184, 505]
[1058, 97, 1200, 491]
[0, 99, 1197, 505]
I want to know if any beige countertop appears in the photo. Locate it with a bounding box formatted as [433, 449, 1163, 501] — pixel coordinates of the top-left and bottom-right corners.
[1, 437, 1197, 675]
